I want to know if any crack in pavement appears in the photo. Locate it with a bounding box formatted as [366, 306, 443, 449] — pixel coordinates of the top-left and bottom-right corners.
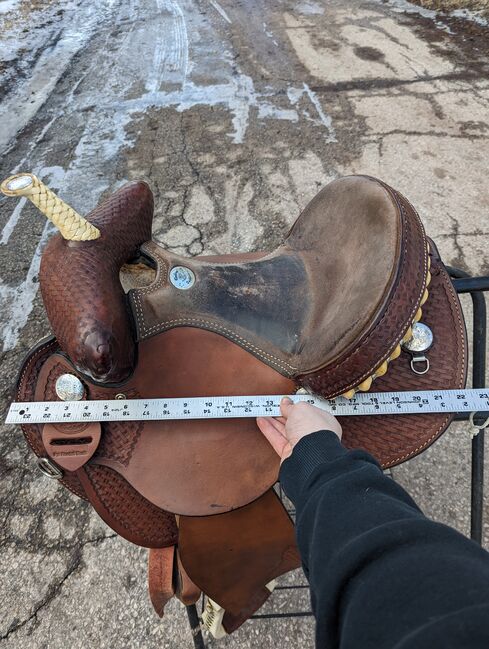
[369, 129, 489, 139]
[309, 70, 489, 94]
[0, 533, 117, 642]
[445, 211, 470, 269]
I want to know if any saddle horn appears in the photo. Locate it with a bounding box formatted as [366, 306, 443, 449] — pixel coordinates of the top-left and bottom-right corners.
[1, 173, 101, 241]
[2, 172, 154, 383]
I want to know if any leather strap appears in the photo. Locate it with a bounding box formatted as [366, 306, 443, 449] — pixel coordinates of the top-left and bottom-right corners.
[174, 550, 201, 606]
[148, 546, 175, 617]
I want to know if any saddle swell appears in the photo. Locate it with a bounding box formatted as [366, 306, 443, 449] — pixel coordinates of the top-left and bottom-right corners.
[39, 181, 153, 384]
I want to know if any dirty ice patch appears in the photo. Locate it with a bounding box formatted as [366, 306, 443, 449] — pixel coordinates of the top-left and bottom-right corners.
[451, 8, 488, 26]
[0, 220, 55, 351]
[382, 0, 489, 31]
[120, 73, 335, 144]
[0, 0, 21, 14]
[295, 1, 325, 15]
[383, 0, 438, 19]
[0, 0, 121, 153]
[380, 0, 453, 32]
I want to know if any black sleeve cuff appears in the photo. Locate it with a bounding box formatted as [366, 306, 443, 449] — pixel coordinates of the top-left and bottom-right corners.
[279, 430, 349, 505]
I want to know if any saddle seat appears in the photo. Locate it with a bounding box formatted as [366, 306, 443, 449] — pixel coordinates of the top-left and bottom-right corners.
[127, 175, 425, 399]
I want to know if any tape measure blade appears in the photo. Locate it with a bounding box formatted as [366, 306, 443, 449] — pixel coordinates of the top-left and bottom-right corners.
[4, 389, 489, 424]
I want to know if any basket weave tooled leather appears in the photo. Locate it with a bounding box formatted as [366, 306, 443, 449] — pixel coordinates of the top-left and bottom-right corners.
[13, 175, 466, 632]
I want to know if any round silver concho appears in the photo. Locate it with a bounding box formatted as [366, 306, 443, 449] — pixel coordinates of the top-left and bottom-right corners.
[6, 174, 33, 192]
[55, 374, 85, 401]
[401, 322, 434, 375]
[169, 266, 195, 290]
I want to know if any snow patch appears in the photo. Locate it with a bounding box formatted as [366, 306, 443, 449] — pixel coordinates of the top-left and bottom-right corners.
[0, 0, 21, 14]
[383, 0, 487, 31]
[296, 1, 325, 15]
[451, 8, 488, 26]
[0, 220, 55, 351]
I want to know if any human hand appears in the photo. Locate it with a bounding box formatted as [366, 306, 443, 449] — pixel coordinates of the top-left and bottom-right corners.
[256, 397, 342, 463]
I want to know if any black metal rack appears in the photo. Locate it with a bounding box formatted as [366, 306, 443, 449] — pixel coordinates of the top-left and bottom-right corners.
[184, 270, 488, 648]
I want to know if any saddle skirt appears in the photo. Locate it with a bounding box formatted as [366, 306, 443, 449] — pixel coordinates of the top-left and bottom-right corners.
[4, 172, 467, 635]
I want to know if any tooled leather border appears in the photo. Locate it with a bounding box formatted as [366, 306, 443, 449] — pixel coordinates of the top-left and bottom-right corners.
[381, 258, 467, 468]
[16, 337, 89, 501]
[298, 178, 429, 398]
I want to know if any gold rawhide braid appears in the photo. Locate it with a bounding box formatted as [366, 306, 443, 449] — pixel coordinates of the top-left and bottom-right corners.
[341, 243, 431, 399]
[0, 172, 100, 241]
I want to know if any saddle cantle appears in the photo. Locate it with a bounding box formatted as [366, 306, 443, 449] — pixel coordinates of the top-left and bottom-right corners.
[3, 172, 466, 635]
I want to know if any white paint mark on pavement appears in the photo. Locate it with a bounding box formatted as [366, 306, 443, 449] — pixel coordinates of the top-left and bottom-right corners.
[262, 22, 278, 46]
[208, 0, 232, 24]
[1, 197, 26, 245]
[288, 84, 336, 142]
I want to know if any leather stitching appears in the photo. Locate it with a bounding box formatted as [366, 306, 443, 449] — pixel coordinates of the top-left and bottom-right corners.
[18, 339, 56, 391]
[134, 242, 169, 295]
[140, 317, 298, 375]
[131, 182, 429, 386]
[303, 183, 429, 397]
[380, 268, 466, 467]
[131, 246, 298, 374]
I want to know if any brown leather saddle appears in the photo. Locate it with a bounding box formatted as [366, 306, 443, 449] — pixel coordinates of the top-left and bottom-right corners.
[3, 173, 467, 635]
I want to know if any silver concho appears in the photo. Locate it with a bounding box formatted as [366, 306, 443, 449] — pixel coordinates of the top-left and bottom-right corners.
[6, 174, 33, 191]
[401, 322, 433, 375]
[169, 266, 195, 290]
[55, 373, 85, 401]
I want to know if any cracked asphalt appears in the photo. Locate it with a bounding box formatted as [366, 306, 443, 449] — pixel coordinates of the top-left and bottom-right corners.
[0, 0, 488, 647]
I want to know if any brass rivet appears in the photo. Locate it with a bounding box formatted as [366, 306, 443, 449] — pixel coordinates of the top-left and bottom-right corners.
[115, 393, 126, 400]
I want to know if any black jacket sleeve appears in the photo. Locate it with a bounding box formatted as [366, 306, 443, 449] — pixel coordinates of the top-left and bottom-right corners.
[279, 430, 489, 649]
